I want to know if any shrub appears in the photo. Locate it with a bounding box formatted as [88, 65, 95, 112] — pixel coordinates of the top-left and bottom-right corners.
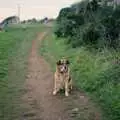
[55, 1, 120, 49]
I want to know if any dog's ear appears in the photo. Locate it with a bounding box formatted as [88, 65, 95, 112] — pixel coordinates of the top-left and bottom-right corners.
[56, 60, 61, 65]
[66, 60, 70, 65]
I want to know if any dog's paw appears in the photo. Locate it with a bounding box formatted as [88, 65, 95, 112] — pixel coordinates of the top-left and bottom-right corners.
[53, 91, 57, 95]
[65, 92, 69, 97]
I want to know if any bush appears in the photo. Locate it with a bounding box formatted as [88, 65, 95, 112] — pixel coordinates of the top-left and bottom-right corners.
[55, 1, 120, 49]
[96, 64, 120, 120]
[82, 23, 99, 45]
[101, 16, 120, 48]
[71, 50, 120, 120]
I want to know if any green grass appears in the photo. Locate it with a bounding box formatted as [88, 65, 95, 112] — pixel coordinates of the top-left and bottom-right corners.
[40, 31, 120, 120]
[0, 24, 44, 120]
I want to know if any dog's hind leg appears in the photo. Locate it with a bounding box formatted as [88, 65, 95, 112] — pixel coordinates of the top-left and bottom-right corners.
[70, 79, 73, 90]
[68, 77, 72, 92]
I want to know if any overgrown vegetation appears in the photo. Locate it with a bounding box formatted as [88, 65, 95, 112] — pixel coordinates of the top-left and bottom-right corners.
[55, 0, 120, 49]
[0, 24, 43, 119]
[41, 0, 120, 120]
[40, 30, 120, 120]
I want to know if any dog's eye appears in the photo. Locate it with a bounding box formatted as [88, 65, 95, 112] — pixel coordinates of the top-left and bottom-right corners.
[64, 66, 67, 69]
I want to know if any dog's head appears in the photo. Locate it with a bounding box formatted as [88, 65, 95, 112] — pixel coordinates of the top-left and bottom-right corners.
[56, 58, 70, 73]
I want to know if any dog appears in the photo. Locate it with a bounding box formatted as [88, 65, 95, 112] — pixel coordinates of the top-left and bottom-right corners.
[53, 58, 72, 96]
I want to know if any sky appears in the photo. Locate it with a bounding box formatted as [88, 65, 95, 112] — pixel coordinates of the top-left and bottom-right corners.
[0, 0, 79, 22]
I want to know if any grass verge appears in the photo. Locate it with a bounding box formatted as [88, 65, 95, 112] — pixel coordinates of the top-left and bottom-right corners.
[40, 30, 120, 120]
[0, 24, 44, 120]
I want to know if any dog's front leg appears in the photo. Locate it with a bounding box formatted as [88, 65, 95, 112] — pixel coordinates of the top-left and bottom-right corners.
[53, 77, 59, 95]
[65, 81, 69, 97]
[53, 87, 60, 95]
[53, 78, 57, 95]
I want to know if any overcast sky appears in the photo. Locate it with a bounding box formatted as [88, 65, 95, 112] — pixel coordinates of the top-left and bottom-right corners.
[0, 0, 79, 22]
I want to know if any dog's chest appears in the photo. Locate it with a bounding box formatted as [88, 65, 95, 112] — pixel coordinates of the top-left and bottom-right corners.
[57, 73, 68, 83]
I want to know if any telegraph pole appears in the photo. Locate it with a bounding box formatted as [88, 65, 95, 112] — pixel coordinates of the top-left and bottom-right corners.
[18, 4, 20, 23]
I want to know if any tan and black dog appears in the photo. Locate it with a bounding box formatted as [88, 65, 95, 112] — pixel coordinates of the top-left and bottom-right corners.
[53, 58, 72, 96]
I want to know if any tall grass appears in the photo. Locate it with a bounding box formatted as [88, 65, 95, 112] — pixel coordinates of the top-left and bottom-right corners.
[0, 24, 43, 120]
[40, 31, 120, 120]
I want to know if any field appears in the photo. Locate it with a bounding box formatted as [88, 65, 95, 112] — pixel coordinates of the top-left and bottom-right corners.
[0, 23, 119, 120]
[0, 24, 102, 120]
[40, 30, 120, 120]
[0, 24, 44, 119]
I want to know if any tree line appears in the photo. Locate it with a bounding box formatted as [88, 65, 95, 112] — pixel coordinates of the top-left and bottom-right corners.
[55, 0, 120, 49]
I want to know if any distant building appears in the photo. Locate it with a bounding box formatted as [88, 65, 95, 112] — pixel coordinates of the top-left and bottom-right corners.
[0, 16, 19, 29]
[2, 16, 19, 25]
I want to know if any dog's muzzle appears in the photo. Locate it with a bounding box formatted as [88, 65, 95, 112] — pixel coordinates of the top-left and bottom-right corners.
[60, 66, 68, 73]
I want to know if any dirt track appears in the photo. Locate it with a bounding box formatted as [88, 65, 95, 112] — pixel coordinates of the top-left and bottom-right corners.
[21, 32, 101, 120]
